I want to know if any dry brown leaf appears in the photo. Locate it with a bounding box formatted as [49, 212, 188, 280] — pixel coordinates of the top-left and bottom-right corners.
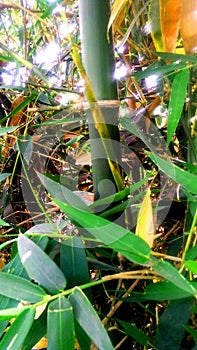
[8, 95, 28, 128]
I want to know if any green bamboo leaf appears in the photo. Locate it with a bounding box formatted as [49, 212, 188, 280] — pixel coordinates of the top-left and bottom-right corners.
[53, 199, 151, 265]
[18, 234, 67, 294]
[185, 260, 197, 274]
[0, 308, 35, 350]
[173, 159, 197, 173]
[0, 126, 18, 136]
[186, 245, 197, 260]
[37, 172, 89, 211]
[184, 325, 197, 344]
[89, 173, 151, 210]
[69, 287, 114, 350]
[153, 260, 197, 296]
[3, 235, 49, 279]
[133, 60, 187, 82]
[0, 218, 10, 227]
[25, 222, 56, 235]
[0, 307, 23, 321]
[121, 115, 167, 156]
[0, 272, 46, 303]
[16, 135, 33, 165]
[0, 42, 50, 85]
[154, 51, 197, 64]
[117, 319, 149, 346]
[0, 298, 17, 339]
[74, 318, 91, 350]
[146, 151, 197, 194]
[144, 281, 197, 300]
[97, 191, 146, 218]
[155, 298, 194, 350]
[60, 237, 90, 289]
[47, 297, 75, 350]
[40, 116, 86, 126]
[22, 308, 47, 350]
[167, 68, 189, 145]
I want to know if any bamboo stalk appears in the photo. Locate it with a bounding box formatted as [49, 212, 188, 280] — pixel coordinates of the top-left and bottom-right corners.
[78, 0, 123, 203]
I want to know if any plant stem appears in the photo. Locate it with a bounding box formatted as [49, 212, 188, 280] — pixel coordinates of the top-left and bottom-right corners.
[78, 0, 123, 202]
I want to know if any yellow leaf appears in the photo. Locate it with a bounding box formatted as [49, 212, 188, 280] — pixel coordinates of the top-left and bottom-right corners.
[33, 337, 47, 349]
[149, 0, 164, 52]
[135, 188, 155, 248]
[107, 0, 128, 34]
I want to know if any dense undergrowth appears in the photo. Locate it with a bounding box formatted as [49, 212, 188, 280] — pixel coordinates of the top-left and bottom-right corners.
[0, 0, 196, 349]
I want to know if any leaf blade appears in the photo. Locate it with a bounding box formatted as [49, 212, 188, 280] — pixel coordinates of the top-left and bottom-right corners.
[54, 199, 151, 265]
[154, 260, 197, 296]
[69, 287, 114, 350]
[0, 272, 46, 303]
[0, 308, 35, 350]
[167, 68, 189, 144]
[146, 151, 197, 194]
[47, 297, 75, 350]
[18, 235, 67, 294]
[135, 188, 155, 247]
[60, 237, 90, 289]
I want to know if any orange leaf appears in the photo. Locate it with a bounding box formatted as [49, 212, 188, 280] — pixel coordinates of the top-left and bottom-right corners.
[160, 0, 180, 52]
[180, 0, 197, 54]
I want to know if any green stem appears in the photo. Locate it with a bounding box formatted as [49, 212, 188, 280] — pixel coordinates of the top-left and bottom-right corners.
[78, 0, 123, 201]
[182, 208, 197, 263]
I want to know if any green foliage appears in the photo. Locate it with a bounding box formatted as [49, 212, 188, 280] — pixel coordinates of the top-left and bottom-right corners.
[155, 298, 194, 350]
[69, 287, 114, 350]
[167, 68, 189, 145]
[53, 198, 151, 265]
[0, 271, 46, 303]
[0, 0, 197, 349]
[18, 234, 67, 294]
[47, 297, 75, 350]
[0, 308, 35, 350]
